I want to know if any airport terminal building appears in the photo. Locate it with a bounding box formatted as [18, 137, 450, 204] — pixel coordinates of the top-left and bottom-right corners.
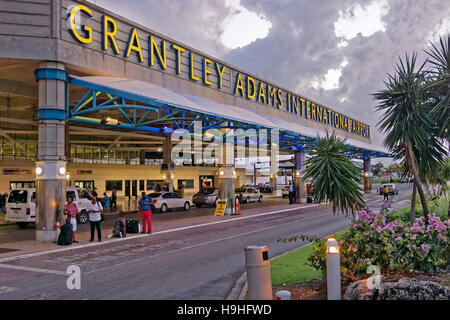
[0, 0, 389, 240]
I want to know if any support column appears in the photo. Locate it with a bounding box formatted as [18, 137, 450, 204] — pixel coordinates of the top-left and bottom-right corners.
[294, 151, 306, 204]
[35, 62, 67, 242]
[363, 158, 372, 193]
[218, 127, 235, 214]
[163, 135, 174, 192]
[140, 150, 146, 165]
[269, 130, 279, 193]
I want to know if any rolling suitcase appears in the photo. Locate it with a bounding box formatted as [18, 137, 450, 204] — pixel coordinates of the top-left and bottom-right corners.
[126, 220, 140, 233]
[58, 223, 73, 245]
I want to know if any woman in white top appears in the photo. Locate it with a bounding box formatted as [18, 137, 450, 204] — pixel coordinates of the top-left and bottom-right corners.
[88, 195, 103, 242]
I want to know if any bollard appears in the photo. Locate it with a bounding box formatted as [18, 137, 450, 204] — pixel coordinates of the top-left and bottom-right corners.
[275, 290, 291, 300]
[326, 238, 341, 300]
[245, 246, 272, 300]
[56, 221, 61, 237]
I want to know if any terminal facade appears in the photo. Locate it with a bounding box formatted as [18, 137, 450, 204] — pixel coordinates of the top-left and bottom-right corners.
[0, 0, 388, 241]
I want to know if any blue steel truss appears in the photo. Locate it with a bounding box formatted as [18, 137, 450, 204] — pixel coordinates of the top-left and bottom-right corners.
[36, 70, 390, 159]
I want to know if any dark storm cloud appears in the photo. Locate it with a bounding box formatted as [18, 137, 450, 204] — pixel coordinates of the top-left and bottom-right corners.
[92, 0, 449, 147]
[94, 0, 232, 57]
[226, 0, 450, 146]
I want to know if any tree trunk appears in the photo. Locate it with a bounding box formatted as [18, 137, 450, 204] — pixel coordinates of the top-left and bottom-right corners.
[410, 182, 417, 222]
[406, 143, 429, 223]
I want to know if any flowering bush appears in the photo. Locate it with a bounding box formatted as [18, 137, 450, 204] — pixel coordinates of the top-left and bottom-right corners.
[351, 201, 449, 274]
[280, 199, 450, 278]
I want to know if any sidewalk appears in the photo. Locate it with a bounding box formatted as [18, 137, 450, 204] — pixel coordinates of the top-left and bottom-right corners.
[0, 201, 317, 262]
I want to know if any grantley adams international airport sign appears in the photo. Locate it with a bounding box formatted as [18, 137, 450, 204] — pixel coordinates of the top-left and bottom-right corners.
[66, 4, 371, 138]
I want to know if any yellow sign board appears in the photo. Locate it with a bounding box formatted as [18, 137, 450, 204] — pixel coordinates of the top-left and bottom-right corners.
[214, 200, 227, 216]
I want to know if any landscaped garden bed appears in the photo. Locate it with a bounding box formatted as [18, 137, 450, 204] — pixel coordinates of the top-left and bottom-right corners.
[270, 195, 450, 300]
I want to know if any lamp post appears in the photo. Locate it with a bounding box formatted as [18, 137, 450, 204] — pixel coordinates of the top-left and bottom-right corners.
[326, 238, 341, 300]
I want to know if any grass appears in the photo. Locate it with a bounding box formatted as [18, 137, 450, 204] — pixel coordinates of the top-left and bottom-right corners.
[271, 230, 347, 286]
[392, 192, 449, 221]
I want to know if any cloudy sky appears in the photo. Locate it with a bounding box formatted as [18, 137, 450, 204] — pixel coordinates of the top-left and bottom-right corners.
[93, 0, 449, 150]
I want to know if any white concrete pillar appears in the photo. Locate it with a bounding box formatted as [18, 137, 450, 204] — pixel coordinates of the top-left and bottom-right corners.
[218, 127, 235, 214]
[35, 61, 67, 242]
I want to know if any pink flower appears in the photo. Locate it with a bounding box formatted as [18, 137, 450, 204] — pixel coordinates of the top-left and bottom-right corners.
[420, 243, 431, 255]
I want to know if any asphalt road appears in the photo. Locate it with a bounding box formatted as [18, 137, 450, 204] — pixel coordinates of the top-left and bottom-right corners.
[0, 183, 412, 300]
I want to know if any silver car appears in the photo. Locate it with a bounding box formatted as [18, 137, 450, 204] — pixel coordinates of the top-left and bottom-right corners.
[235, 187, 263, 203]
[193, 187, 219, 207]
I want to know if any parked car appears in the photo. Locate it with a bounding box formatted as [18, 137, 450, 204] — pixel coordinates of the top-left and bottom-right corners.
[5, 187, 93, 227]
[257, 183, 273, 193]
[5, 188, 35, 228]
[379, 184, 399, 195]
[306, 183, 314, 196]
[192, 187, 219, 207]
[235, 187, 263, 203]
[148, 192, 191, 213]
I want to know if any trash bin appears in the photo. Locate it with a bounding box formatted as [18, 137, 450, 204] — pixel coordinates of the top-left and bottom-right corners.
[245, 246, 272, 300]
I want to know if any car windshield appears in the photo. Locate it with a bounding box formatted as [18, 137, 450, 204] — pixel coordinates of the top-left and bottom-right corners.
[149, 193, 162, 198]
[78, 189, 91, 200]
[8, 190, 28, 203]
[235, 188, 246, 193]
[384, 184, 393, 187]
[199, 188, 215, 195]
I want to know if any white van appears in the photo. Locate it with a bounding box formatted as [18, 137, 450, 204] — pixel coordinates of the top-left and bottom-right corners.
[6, 187, 93, 228]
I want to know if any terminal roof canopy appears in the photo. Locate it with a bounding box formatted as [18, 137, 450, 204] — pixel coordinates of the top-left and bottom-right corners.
[67, 75, 390, 158]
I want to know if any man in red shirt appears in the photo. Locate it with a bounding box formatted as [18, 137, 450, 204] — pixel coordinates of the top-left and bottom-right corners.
[139, 192, 154, 234]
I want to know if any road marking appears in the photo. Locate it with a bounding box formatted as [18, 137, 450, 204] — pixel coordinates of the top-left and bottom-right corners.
[0, 204, 321, 263]
[0, 263, 66, 275]
[0, 286, 19, 295]
[84, 211, 336, 274]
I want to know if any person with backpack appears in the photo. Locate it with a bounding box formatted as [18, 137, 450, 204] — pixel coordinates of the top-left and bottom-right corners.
[88, 195, 103, 242]
[109, 211, 127, 238]
[64, 196, 79, 243]
[139, 192, 154, 234]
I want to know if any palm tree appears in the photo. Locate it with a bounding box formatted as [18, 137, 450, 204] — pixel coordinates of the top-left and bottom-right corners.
[303, 133, 365, 215]
[425, 35, 450, 218]
[373, 53, 447, 223]
[425, 35, 450, 141]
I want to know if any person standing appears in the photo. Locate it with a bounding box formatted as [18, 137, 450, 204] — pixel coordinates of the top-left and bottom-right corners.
[139, 192, 154, 234]
[0, 193, 5, 213]
[103, 192, 110, 209]
[64, 196, 79, 243]
[288, 181, 294, 204]
[383, 185, 389, 201]
[111, 187, 117, 211]
[88, 195, 103, 242]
